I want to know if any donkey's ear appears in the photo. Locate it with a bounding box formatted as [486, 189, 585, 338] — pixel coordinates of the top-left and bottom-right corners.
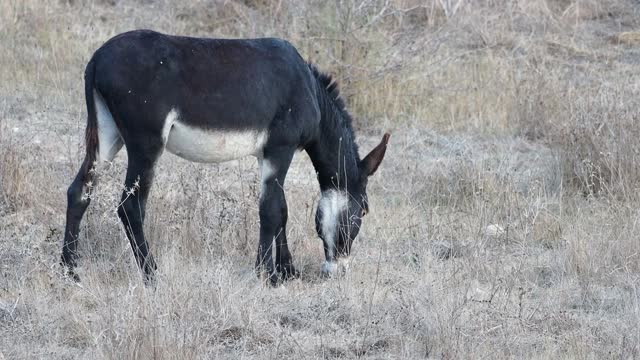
[362, 133, 390, 176]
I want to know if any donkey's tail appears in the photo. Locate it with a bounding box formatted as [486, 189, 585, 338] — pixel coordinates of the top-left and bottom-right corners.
[83, 58, 99, 171]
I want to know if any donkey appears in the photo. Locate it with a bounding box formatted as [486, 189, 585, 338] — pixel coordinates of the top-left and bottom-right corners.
[61, 30, 389, 285]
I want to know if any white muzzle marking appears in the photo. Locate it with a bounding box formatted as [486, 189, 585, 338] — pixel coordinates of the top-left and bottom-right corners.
[321, 257, 351, 277]
[318, 189, 348, 259]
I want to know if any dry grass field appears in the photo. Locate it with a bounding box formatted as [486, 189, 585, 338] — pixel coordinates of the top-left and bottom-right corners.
[2, 0, 640, 358]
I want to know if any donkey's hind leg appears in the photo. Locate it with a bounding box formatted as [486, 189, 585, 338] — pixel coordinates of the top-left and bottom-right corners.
[117, 144, 162, 285]
[61, 156, 97, 280]
[62, 157, 124, 280]
[62, 87, 123, 281]
[62, 147, 123, 281]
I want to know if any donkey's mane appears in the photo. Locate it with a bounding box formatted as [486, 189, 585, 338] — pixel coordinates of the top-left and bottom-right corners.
[307, 63, 362, 187]
[307, 63, 349, 116]
[307, 62, 357, 142]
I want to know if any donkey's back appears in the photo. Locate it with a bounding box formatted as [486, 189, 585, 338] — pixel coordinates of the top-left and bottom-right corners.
[91, 30, 318, 138]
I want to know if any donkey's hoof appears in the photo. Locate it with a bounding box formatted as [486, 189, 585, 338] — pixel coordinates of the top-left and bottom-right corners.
[143, 274, 157, 288]
[255, 266, 279, 286]
[61, 265, 81, 282]
[267, 272, 279, 287]
[68, 271, 81, 282]
[277, 265, 300, 281]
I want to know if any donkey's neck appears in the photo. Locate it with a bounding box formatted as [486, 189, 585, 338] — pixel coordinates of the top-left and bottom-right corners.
[306, 81, 362, 192]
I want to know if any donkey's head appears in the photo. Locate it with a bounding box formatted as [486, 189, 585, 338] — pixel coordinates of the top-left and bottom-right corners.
[317, 133, 390, 276]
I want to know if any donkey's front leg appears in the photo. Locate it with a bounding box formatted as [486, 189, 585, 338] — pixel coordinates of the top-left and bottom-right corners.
[256, 148, 295, 286]
[274, 205, 298, 281]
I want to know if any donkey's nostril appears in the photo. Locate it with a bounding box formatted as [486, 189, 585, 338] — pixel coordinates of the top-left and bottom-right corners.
[320, 259, 349, 277]
[321, 261, 338, 276]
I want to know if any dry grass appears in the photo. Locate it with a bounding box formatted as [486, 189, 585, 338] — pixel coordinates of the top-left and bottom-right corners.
[1, 0, 640, 358]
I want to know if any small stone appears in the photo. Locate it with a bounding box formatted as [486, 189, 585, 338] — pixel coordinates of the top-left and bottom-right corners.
[484, 224, 505, 237]
[431, 240, 461, 260]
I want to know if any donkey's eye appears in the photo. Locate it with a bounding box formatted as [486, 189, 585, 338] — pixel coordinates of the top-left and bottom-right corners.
[360, 209, 367, 217]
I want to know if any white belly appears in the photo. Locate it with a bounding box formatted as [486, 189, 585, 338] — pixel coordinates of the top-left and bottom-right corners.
[163, 110, 268, 163]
